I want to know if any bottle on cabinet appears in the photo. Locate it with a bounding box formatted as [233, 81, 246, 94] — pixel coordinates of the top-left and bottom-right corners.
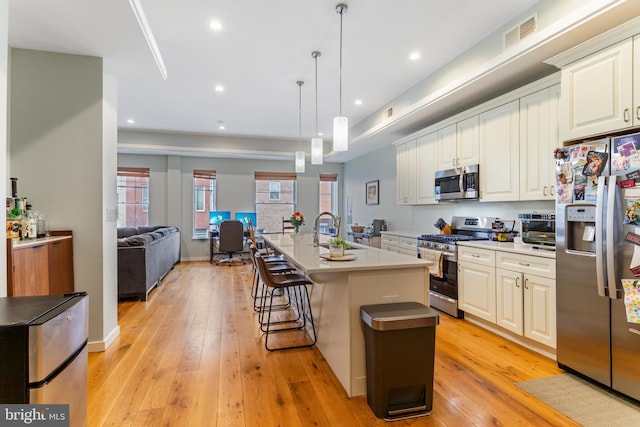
[23, 202, 36, 239]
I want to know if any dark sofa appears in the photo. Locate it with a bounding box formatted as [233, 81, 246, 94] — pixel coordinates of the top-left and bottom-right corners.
[117, 226, 181, 300]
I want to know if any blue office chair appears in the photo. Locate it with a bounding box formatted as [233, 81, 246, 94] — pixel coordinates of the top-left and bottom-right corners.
[216, 220, 245, 266]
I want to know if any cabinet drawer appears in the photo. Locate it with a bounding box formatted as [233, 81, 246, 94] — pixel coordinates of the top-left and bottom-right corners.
[458, 246, 495, 266]
[496, 252, 555, 279]
[381, 235, 418, 256]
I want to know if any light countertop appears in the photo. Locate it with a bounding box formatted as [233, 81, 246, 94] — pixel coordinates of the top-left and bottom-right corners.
[9, 235, 72, 249]
[380, 230, 422, 239]
[457, 240, 556, 259]
[263, 233, 431, 274]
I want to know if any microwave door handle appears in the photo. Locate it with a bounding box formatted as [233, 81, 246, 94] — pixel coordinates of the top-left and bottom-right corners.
[606, 175, 619, 299]
[459, 173, 464, 197]
[595, 175, 607, 297]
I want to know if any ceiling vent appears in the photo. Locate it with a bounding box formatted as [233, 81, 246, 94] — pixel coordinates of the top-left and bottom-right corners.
[504, 14, 537, 49]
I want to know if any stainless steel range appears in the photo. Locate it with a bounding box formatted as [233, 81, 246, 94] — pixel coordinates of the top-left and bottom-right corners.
[418, 216, 495, 318]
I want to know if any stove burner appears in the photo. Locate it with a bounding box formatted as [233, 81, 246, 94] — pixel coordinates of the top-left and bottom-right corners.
[418, 234, 487, 243]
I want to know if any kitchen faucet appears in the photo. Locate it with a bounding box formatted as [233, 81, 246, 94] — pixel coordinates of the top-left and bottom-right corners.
[313, 212, 341, 247]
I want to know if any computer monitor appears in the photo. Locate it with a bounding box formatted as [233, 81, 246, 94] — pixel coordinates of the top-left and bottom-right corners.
[235, 212, 257, 228]
[209, 211, 231, 225]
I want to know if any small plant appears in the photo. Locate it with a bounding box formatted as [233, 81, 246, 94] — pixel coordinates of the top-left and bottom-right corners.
[328, 237, 349, 249]
[290, 211, 305, 227]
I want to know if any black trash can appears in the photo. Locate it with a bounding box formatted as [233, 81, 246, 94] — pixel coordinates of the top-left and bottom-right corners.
[360, 301, 439, 421]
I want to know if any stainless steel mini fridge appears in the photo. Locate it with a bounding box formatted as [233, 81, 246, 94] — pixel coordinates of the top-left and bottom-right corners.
[0, 292, 88, 426]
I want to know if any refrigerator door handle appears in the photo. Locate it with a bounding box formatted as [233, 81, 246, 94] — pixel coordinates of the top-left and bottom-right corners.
[606, 175, 619, 299]
[595, 175, 607, 297]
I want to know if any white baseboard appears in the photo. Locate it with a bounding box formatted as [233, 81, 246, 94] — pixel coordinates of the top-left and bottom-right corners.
[88, 325, 120, 352]
[464, 314, 556, 360]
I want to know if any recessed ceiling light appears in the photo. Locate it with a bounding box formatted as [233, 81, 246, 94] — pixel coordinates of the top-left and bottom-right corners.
[354, 99, 363, 106]
[127, 119, 135, 124]
[209, 20, 222, 31]
[218, 121, 225, 130]
[410, 52, 421, 61]
[318, 132, 324, 136]
[215, 85, 224, 92]
[219, 125, 225, 130]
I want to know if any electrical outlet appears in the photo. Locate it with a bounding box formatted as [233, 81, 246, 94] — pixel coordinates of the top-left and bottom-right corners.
[381, 294, 398, 303]
[106, 208, 117, 222]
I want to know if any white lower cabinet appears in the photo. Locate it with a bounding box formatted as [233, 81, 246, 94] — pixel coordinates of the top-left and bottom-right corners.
[380, 233, 418, 257]
[496, 252, 556, 348]
[458, 247, 496, 322]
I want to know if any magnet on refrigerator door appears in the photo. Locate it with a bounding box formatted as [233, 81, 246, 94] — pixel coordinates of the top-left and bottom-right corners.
[621, 279, 640, 324]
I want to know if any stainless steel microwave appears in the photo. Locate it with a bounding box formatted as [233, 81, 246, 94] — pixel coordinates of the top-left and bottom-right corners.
[518, 212, 555, 248]
[434, 164, 479, 201]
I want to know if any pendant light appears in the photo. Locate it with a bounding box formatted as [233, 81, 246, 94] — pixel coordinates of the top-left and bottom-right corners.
[295, 80, 305, 173]
[333, 3, 348, 152]
[311, 51, 324, 165]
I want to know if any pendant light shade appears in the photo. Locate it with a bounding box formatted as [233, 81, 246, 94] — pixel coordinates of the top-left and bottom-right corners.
[333, 3, 349, 152]
[333, 116, 348, 152]
[295, 80, 305, 173]
[295, 150, 305, 172]
[311, 137, 324, 165]
[311, 51, 324, 165]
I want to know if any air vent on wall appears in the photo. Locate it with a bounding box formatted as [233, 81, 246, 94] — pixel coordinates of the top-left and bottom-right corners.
[385, 107, 393, 119]
[504, 14, 537, 49]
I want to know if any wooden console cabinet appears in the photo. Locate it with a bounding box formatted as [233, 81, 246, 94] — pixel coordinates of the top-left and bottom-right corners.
[7, 231, 74, 296]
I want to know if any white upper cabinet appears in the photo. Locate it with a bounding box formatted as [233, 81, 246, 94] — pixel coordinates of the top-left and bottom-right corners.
[519, 84, 560, 200]
[396, 139, 417, 205]
[635, 34, 640, 126]
[435, 124, 458, 170]
[456, 116, 481, 168]
[436, 119, 479, 171]
[416, 132, 438, 205]
[479, 100, 520, 202]
[560, 37, 635, 141]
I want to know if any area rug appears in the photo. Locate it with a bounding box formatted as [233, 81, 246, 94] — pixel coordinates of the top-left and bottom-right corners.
[516, 373, 640, 426]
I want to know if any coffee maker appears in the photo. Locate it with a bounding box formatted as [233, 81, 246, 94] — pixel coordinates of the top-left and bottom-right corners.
[371, 219, 387, 236]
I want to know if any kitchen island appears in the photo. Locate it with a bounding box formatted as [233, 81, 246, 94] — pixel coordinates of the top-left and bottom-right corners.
[262, 233, 431, 397]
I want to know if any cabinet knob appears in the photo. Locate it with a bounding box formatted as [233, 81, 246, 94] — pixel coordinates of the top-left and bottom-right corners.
[624, 108, 630, 122]
[543, 186, 548, 197]
[515, 277, 520, 288]
[524, 278, 529, 289]
[519, 262, 530, 266]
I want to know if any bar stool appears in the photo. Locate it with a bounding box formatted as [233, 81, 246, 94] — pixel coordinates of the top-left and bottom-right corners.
[254, 253, 316, 351]
[249, 244, 296, 312]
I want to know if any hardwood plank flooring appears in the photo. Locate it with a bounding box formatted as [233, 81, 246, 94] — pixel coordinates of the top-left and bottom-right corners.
[88, 261, 579, 426]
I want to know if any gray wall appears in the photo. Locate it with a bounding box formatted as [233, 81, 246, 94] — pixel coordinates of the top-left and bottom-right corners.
[9, 48, 118, 348]
[118, 151, 343, 261]
[343, 143, 554, 234]
[0, 3, 7, 297]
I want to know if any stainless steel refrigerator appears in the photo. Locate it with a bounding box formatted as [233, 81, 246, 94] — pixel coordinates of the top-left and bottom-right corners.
[556, 132, 640, 401]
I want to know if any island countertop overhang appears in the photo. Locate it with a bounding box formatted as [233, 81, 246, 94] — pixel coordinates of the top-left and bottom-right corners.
[262, 233, 430, 274]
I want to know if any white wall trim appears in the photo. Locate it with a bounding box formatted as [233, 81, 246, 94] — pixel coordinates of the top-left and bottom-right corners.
[88, 325, 120, 352]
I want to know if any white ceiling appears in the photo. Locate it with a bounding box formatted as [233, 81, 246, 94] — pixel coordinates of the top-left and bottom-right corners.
[7, 1, 638, 163]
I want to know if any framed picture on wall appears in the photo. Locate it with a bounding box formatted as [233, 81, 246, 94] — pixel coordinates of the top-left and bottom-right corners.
[366, 180, 379, 205]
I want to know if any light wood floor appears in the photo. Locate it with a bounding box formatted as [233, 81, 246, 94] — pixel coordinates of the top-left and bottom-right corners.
[88, 261, 579, 427]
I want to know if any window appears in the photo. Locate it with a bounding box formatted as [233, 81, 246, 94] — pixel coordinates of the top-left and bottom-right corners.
[319, 174, 338, 234]
[193, 170, 216, 238]
[255, 172, 297, 233]
[269, 182, 281, 201]
[195, 185, 206, 212]
[117, 167, 150, 228]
